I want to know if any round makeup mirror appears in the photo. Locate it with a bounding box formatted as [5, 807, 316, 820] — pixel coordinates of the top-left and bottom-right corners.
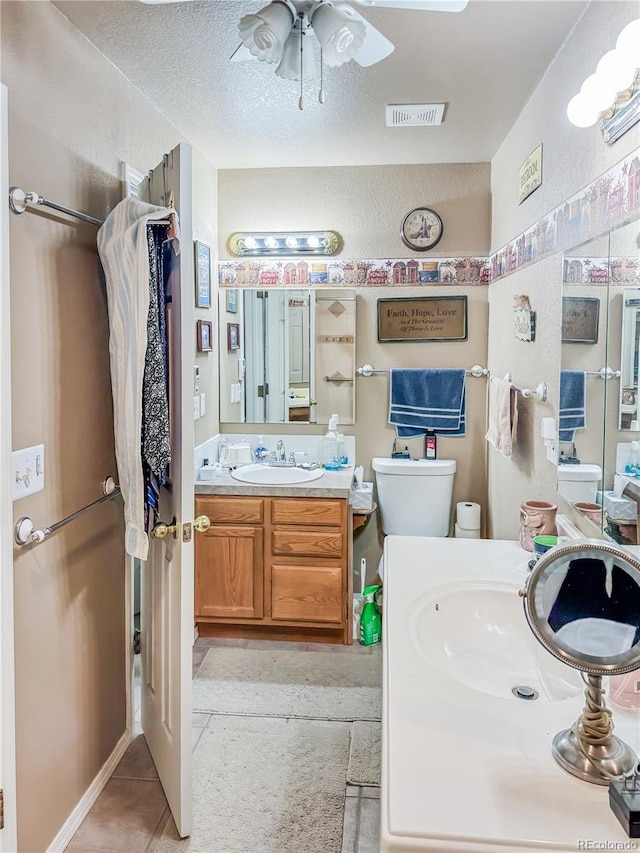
[521, 539, 640, 785]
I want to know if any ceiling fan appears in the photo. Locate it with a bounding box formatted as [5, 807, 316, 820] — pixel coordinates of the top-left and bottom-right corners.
[140, 0, 469, 108]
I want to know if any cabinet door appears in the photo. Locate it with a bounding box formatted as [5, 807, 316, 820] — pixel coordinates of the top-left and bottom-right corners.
[196, 525, 263, 619]
[271, 564, 343, 624]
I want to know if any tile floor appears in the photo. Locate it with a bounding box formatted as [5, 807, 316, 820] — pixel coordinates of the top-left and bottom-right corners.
[66, 637, 381, 853]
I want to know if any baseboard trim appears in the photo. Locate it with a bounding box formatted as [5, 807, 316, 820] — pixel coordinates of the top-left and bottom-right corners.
[45, 729, 132, 852]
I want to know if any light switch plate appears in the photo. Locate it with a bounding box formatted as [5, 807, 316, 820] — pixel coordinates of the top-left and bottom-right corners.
[193, 395, 200, 421]
[12, 444, 45, 501]
[194, 365, 200, 394]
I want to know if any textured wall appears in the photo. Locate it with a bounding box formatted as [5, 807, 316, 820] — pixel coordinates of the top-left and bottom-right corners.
[219, 163, 491, 259]
[488, 1, 640, 540]
[192, 148, 219, 445]
[1, 3, 196, 850]
[491, 1, 640, 253]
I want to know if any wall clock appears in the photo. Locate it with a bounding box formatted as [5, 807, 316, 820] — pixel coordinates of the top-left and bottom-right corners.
[400, 207, 443, 252]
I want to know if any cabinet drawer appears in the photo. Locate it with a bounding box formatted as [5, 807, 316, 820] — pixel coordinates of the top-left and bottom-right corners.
[271, 564, 343, 624]
[196, 496, 264, 524]
[271, 498, 342, 527]
[272, 529, 343, 558]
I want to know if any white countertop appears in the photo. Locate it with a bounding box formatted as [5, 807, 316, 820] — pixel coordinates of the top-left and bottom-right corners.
[382, 536, 640, 852]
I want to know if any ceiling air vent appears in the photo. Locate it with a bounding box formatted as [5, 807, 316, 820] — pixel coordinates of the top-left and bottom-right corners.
[385, 104, 445, 127]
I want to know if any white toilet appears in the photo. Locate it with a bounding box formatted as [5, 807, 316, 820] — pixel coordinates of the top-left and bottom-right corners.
[372, 457, 457, 580]
[556, 463, 602, 503]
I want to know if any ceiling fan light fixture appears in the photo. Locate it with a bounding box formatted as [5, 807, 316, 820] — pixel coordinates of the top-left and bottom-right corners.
[309, 2, 366, 67]
[238, 1, 296, 63]
[276, 28, 319, 80]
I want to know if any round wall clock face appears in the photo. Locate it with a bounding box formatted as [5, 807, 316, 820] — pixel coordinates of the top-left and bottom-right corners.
[400, 207, 443, 251]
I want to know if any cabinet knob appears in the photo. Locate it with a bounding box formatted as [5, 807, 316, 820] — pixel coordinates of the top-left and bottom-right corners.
[151, 517, 179, 539]
[194, 515, 211, 533]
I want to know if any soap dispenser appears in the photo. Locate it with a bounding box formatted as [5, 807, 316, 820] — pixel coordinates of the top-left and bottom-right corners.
[323, 414, 341, 470]
[254, 435, 269, 464]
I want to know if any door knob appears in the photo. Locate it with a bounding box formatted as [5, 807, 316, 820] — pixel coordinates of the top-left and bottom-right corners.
[194, 515, 211, 533]
[310, 399, 317, 406]
[152, 516, 179, 539]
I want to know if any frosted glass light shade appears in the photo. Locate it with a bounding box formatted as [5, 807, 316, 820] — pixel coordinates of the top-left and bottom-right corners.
[275, 30, 319, 79]
[310, 3, 366, 67]
[616, 19, 640, 67]
[567, 93, 600, 128]
[580, 73, 617, 112]
[596, 50, 637, 94]
[238, 2, 295, 63]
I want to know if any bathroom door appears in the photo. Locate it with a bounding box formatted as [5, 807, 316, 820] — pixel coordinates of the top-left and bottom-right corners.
[143, 144, 194, 838]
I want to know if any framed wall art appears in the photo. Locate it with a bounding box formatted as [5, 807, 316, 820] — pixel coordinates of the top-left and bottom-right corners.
[227, 322, 240, 351]
[195, 240, 211, 308]
[196, 319, 213, 352]
[377, 296, 468, 342]
[561, 296, 600, 344]
[226, 288, 238, 313]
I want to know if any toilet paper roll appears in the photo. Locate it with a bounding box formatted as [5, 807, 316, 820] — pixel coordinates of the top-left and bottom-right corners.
[455, 522, 481, 539]
[456, 501, 481, 530]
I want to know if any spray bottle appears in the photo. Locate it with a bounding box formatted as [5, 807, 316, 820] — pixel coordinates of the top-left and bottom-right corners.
[359, 584, 382, 646]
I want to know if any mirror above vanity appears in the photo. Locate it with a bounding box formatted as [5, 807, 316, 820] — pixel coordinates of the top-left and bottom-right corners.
[218, 287, 356, 426]
[558, 212, 640, 542]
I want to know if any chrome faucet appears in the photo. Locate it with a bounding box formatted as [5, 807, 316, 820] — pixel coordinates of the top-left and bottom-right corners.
[276, 440, 286, 461]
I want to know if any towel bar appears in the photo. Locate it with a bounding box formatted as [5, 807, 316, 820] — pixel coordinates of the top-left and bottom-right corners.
[357, 363, 488, 378]
[505, 373, 547, 402]
[14, 477, 121, 546]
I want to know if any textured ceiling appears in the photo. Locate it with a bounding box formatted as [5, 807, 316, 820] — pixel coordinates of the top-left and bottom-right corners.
[53, 0, 587, 169]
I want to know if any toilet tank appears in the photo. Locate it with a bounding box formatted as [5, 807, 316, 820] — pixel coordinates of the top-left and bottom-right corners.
[557, 463, 602, 504]
[372, 457, 457, 537]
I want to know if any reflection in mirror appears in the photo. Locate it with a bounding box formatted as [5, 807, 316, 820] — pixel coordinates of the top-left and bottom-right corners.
[605, 217, 640, 546]
[218, 288, 355, 425]
[559, 232, 609, 534]
[523, 541, 640, 785]
[529, 547, 640, 665]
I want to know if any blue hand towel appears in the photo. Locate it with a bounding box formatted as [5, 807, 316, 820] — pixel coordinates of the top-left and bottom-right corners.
[559, 370, 586, 442]
[389, 368, 466, 438]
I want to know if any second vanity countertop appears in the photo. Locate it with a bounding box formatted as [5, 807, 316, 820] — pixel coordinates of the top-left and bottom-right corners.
[195, 464, 355, 498]
[382, 535, 640, 852]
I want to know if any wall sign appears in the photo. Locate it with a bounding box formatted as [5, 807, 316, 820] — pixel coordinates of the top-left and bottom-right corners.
[513, 294, 535, 342]
[514, 308, 536, 342]
[561, 296, 600, 344]
[519, 143, 543, 205]
[377, 296, 468, 342]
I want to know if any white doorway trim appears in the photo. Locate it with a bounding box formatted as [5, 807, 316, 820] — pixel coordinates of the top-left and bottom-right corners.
[0, 81, 18, 853]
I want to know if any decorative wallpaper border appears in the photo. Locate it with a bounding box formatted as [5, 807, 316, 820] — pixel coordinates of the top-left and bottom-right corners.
[491, 149, 640, 283]
[563, 256, 640, 285]
[217, 149, 639, 290]
[218, 256, 490, 287]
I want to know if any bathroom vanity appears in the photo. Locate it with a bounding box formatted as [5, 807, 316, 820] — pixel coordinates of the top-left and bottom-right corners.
[382, 536, 640, 851]
[194, 466, 354, 643]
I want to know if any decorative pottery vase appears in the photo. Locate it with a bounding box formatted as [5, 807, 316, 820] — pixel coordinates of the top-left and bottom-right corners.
[519, 500, 558, 551]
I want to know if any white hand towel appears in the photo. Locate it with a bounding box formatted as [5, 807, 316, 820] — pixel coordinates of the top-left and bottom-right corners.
[485, 377, 518, 458]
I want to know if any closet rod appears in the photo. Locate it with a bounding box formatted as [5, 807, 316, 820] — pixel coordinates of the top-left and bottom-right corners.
[8, 186, 170, 228]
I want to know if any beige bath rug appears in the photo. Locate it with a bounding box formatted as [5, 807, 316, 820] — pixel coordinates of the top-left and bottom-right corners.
[192, 646, 382, 721]
[347, 720, 381, 786]
[155, 715, 350, 853]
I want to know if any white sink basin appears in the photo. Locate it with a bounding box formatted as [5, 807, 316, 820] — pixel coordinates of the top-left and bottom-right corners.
[230, 464, 324, 485]
[409, 581, 582, 702]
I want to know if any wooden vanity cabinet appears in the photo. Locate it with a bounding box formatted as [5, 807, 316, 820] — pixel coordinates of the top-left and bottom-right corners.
[195, 494, 352, 644]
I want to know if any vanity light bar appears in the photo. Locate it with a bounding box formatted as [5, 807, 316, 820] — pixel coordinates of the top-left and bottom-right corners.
[228, 230, 341, 257]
